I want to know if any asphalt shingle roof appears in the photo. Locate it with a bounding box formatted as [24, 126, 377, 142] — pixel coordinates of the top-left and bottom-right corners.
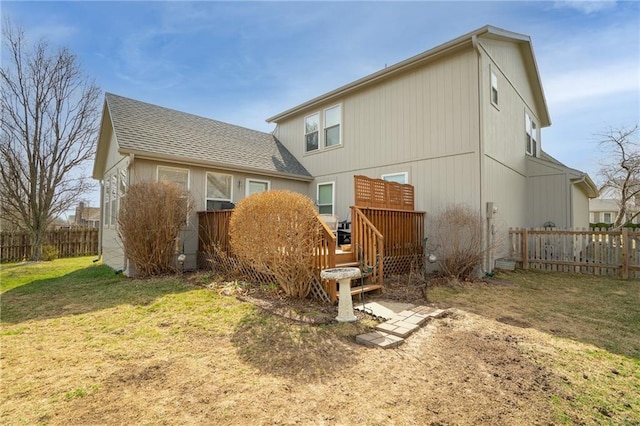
[105, 93, 311, 179]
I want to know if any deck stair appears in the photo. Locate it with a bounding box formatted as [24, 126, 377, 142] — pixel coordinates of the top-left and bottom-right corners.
[356, 306, 447, 349]
[332, 248, 383, 298]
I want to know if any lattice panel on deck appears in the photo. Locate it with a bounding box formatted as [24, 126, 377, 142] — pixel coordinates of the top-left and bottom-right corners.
[354, 175, 414, 211]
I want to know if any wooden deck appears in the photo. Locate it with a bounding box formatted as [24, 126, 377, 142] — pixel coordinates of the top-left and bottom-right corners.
[197, 175, 425, 304]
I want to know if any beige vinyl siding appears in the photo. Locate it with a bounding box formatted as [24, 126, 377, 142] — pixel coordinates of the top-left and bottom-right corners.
[480, 48, 538, 175]
[310, 152, 480, 226]
[572, 186, 590, 229]
[273, 48, 481, 216]
[478, 37, 539, 120]
[526, 158, 571, 228]
[128, 158, 310, 271]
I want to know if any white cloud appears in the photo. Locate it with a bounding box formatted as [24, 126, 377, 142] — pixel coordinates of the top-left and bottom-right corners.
[546, 60, 640, 105]
[553, 0, 617, 14]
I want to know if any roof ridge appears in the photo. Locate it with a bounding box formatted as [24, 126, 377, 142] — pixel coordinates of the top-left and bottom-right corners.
[105, 92, 273, 137]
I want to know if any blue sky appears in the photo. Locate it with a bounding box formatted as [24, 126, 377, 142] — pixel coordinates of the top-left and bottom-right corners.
[2, 1, 639, 208]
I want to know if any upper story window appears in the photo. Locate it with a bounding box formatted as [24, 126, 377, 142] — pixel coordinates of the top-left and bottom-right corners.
[490, 71, 499, 106]
[382, 172, 408, 184]
[324, 105, 341, 147]
[525, 113, 538, 157]
[305, 113, 319, 152]
[304, 104, 342, 152]
[206, 171, 232, 210]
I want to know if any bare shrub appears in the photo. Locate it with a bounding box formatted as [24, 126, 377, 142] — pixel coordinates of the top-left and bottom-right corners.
[229, 190, 320, 298]
[428, 204, 487, 280]
[118, 181, 192, 277]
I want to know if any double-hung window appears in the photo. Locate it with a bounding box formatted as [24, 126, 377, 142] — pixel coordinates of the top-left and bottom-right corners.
[317, 182, 334, 214]
[525, 113, 538, 157]
[158, 165, 190, 223]
[304, 104, 342, 152]
[324, 105, 341, 147]
[206, 172, 232, 210]
[305, 113, 319, 152]
[490, 71, 499, 106]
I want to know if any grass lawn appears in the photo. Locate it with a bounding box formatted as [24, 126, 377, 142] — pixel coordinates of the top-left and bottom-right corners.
[1, 258, 639, 425]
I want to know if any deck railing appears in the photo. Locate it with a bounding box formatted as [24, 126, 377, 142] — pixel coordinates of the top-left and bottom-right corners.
[197, 210, 233, 260]
[351, 207, 384, 283]
[353, 206, 424, 276]
[315, 217, 338, 301]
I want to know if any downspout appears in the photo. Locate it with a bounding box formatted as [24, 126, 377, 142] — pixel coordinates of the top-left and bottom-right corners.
[123, 153, 135, 274]
[98, 179, 104, 259]
[472, 35, 489, 274]
[567, 170, 573, 228]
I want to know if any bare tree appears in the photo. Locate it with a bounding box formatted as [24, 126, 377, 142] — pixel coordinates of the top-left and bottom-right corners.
[598, 125, 640, 227]
[0, 21, 100, 259]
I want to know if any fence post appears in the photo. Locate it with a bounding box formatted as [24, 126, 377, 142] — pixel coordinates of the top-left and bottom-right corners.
[522, 228, 528, 270]
[621, 227, 629, 279]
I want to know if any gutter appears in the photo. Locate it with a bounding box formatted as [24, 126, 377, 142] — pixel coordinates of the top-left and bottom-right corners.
[570, 173, 599, 198]
[120, 149, 314, 182]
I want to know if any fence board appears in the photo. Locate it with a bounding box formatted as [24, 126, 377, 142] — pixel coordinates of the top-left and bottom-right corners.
[1, 229, 99, 263]
[508, 227, 640, 279]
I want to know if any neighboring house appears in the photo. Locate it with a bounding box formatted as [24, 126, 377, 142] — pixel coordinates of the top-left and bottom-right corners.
[93, 25, 597, 275]
[92, 93, 312, 275]
[74, 202, 101, 228]
[589, 198, 639, 225]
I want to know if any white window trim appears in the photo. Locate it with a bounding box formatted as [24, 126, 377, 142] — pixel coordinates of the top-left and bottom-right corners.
[490, 67, 499, 109]
[103, 176, 110, 229]
[304, 104, 343, 153]
[317, 181, 335, 215]
[245, 178, 271, 197]
[304, 112, 320, 153]
[381, 172, 409, 184]
[157, 165, 190, 190]
[205, 171, 234, 210]
[323, 104, 342, 149]
[525, 112, 538, 157]
[157, 165, 190, 225]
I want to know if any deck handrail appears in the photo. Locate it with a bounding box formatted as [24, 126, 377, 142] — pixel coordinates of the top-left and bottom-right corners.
[351, 206, 384, 284]
[315, 214, 338, 301]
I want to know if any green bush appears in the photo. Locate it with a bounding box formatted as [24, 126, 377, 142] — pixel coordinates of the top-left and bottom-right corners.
[41, 244, 59, 261]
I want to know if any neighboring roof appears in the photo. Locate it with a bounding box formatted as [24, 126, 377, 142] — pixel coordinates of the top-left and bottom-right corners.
[96, 93, 311, 180]
[266, 25, 551, 127]
[79, 206, 101, 222]
[536, 150, 599, 198]
[589, 198, 621, 211]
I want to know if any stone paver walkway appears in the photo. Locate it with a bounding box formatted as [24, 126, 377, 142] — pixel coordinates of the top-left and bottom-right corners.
[356, 305, 446, 349]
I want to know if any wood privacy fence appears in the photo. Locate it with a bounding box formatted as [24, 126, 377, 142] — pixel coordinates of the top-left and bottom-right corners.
[509, 227, 640, 279]
[0, 229, 99, 263]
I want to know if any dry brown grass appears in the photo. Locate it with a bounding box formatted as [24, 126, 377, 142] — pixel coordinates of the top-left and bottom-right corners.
[2, 259, 638, 425]
[229, 190, 320, 298]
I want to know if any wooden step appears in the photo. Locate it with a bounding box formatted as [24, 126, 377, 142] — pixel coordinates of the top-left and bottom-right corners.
[335, 251, 356, 264]
[335, 283, 382, 298]
[336, 261, 359, 268]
